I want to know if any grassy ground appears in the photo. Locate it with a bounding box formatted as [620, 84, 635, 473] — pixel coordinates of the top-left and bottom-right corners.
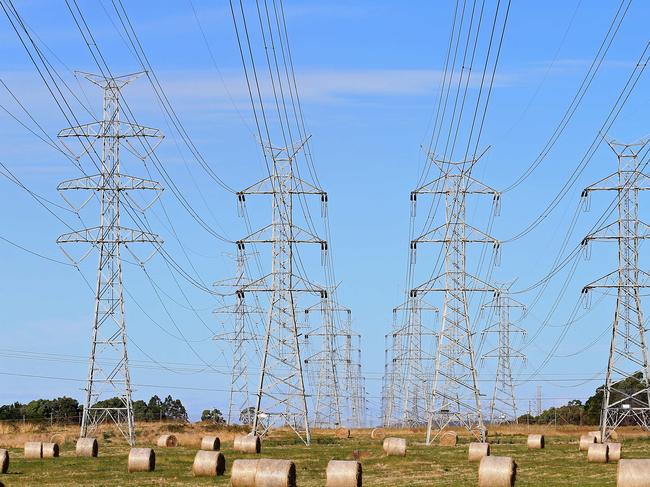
[1, 424, 650, 486]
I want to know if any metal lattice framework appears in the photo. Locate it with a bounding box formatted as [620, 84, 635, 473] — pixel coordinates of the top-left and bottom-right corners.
[213, 252, 263, 425]
[304, 297, 344, 428]
[303, 298, 365, 428]
[581, 136, 650, 442]
[236, 139, 328, 445]
[383, 296, 438, 427]
[480, 289, 526, 423]
[57, 72, 163, 445]
[410, 155, 500, 444]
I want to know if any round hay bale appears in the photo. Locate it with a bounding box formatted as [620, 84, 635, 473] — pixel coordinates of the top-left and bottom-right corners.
[255, 459, 296, 487]
[192, 450, 226, 477]
[156, 434, 177, 448]
[478, 456, 516, 487]
[382, 437, 406, 457]
[128, 448, 155, 473]
[370, 428, 385, 440]
[200, 435, 220, 451]
[42, 442, 59, 458]
[24, 442, 42, 459]
[527, 434, 544, 450]
[608, 442, 622, 462]
[76, 437, 98, 457]
[440, 431, 458, 447]
[588, 430, 602, 443]
[50, 433, 66, 445]
[231, 459, 259, 487]
[326, 460, 362, 487]
[234, 434, 262, 454]
[618, 459, 650, 487]
[468, 442, 490, 461]
[335, 427, 351, 439]
[0, 448, 8, 474]
[588, 443, 609, 463]
[579, 434, 597, 451]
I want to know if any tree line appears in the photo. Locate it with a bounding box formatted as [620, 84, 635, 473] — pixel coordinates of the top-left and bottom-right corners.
[517, 373, 645, 425]
[0, 394, 189, 423]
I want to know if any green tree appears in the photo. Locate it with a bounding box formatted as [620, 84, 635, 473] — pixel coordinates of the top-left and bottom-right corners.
[201, 408, 225, 424]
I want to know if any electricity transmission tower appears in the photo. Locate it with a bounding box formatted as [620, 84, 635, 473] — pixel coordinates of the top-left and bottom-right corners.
[341, 311, 367, 427]
[236, 138, 328, 445]
[57, 72, 163, 445]
[480, 289, 526, 423]
[409, 154, 500, 444]
[214, 252, 263, 425]
[383, 297, 438, 427]
[303, 296, 346, 428]
[581, 136, 650, 441]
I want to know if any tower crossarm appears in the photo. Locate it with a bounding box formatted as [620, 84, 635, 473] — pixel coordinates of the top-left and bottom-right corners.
[581, 171, 650, 195]
[237, 272, 327, 297]
[236, 223, 327, 248]
[410, 272, 497, 297]
[411, 223, 499, 247]
[57, 226, 162, 245]
[582, 220, 650, 243]
[582, 269, 650, 292]
[57, 174, 163, 192]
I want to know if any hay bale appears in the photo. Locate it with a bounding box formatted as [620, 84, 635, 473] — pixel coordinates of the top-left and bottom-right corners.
[231, 459, 259, 487]
[588, 443, 609, 463]
[370, 428, 385, 440]
[608, 442, 622, 462]
[478, 456, 516, 487]
[200, 436, 221, 451]
[326, 460, 362, 487]
[42, 442, 59, 458]
[382, 437, 406, 456]
[255, 459, 296, 487]
[128, 448, 155, 472]
[50, 433, 66, 445]
[440, 431, 458, 447]
[527, 434, 544, 450]
[617, 459, 650, 487]
[0, 449, 8, 474]
[234, 434, 262, 454]
[588, 430, 602, 443]
[24, 442, 42, 459]
[335, 427, 351, 439]
[156, 434, 177, 447]
[76, 437, 98, 457]
[192, 450, 226, 477]
[579, 434, 597, 451]
[468, 442, 490, 461]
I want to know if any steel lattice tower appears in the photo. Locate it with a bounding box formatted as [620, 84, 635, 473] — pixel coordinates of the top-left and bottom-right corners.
[480, 289, 526, 423]
[383, 296, 438, 427]
[236, 139, 328, 445]
[304, 296, 344, 428]
[214, 252, 263, 425]
[410, 155, 500, 444]
[57, 72, 163, 445]
[581, 137, 650, 442]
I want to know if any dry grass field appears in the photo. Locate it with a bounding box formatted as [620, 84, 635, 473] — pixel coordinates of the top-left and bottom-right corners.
[1, 422, 650, 486]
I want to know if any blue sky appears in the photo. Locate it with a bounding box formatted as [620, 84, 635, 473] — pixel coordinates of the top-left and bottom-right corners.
[1, 0, 649, 422]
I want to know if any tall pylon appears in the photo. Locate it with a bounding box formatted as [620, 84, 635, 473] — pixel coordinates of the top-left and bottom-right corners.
[236, 138, 328, 445]
[480, 289, 526, 423]
[303, 296, 345, 428]
[213, 252, 263, 425]
[57, 72, 163, 445]
[409, 154, 500, 444]
[581, 136, 650, 442]
[383, 296, 438, 427]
